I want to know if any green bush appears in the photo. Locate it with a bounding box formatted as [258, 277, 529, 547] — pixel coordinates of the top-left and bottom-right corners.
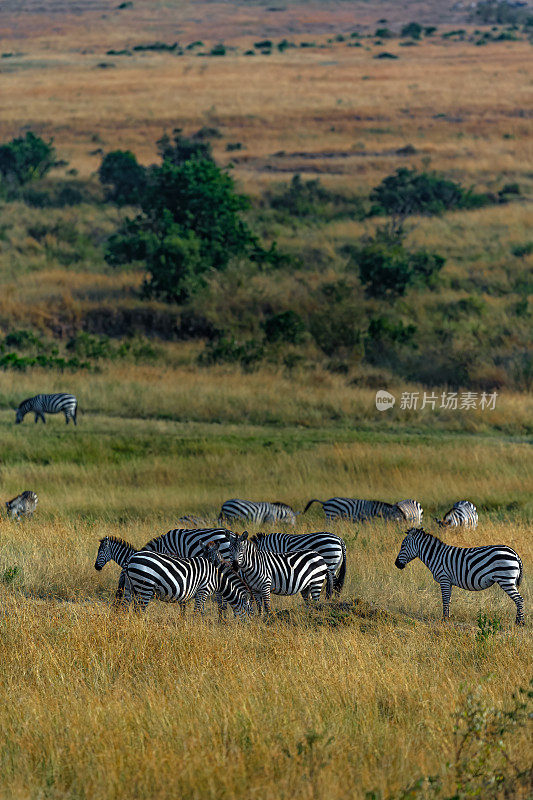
[98, 150, 147, 204]
[198, 334, 264, 370]
[369, 168, 490, 218]
[266, 174, 364, 223]
[0, 131, 58, 188]
[401, 21, 423, 39]
[263, 311, 306, 344]
[309, 282, 363, 357]
[156, 128, 214, 166]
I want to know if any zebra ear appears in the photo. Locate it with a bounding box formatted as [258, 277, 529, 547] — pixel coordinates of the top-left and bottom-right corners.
[241, 531, 249, 541]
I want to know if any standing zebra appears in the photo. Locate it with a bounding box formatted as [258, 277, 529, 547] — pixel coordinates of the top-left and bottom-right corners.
[5, 490, 38, 519]
[395, 528, 524, 625]
[218, 499, 297, 526]
[16, 393, 78, 425]
[396, 499, 423, 523]
[251, 531, 346, 596]
[122, 551, 252, 617]
[225, 531, 333, 614]
[436, 501, 478, 529]
[303, 497, 405, 523]
[95, 529, 235, 603]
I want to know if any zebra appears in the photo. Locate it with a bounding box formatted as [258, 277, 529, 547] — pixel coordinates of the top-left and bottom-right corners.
[303, 497, 405, 523]
[436, 501, 478, 529]
[218, 499, 297, 526]
[394, 527, 524, 625]
[5, 490, 38, 520]
[225, 531, 333, 614]
[15, 393, 78, 425]
[121, 551, 252, 618]
[95, 529, 235, 604]
[250, 531, 347, 596]
[396, 499, 423, 523]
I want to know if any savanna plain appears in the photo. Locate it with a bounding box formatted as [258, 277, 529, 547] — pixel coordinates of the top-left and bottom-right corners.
[0, 1, 532, 798]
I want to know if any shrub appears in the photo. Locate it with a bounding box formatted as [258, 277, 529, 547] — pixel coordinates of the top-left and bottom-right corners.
[374, 52, 398, 59]
[263, 311, 306, 344]
[156, 128, 214, 166]
[198, 334, 264, 370]
[375, 28, 394, 38]
[369, 168, 490, 218]
[309, 281, 363, 357]
[98, 150, 147, 204]
[210, 43, 226, 56]
[0, 131, 58, 188]
[350, 227, 445, 298]
[401, 21, 423, 39]
[266, 174, 364, 222]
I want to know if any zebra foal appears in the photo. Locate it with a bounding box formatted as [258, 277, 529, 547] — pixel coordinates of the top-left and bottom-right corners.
[16, 393, 78, 425]
[5, 490, 38, 520]
[225, 531, 333, 615]
[395, 528, 524, 625]
[436, 501, 478, 529]
[251, 531, 346, 596]
[304, 497, 405, 523]
[218, 499, 297, 526]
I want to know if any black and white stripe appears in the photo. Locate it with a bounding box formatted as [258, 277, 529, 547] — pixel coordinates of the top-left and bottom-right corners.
[396, 499, 423, 523]
[142, 527, 234, 560]
[218, 499, 297, 526]
[226, 531, 333, 614]
[251, 531, 346, 596]
[395, 527, 524, 625]
[122, 551, 252, 617]
[16, 393, 77, 425]
[5, 490, 38, 519]
[303, 497, 405, 522]
[436, 501, 478, 528]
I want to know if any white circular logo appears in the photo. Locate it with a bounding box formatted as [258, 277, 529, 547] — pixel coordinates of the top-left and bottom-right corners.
[375, 390, 396, 411]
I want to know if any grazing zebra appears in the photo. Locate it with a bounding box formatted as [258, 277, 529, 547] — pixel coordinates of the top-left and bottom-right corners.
[436, 501, 478, 529]
[303, 497, 405, 523]
[218, 499, 297, 526]
[225, 531, 333, 614]
[122, 551, 252, 618]
[395, 528, 524, 625]
[396, 499, 423, 523]
[251, 531, 346, 596]
[5, 490, 38, 520]
[15, 393, 78, 425]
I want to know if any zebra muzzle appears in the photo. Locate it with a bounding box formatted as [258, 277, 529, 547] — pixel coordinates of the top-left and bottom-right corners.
[394, 559, 405, 569]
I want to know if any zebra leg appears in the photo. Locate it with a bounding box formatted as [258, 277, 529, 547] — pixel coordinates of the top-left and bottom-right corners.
[113, 571, 126, 606]
[497, 581, 525, 625]
[262, 585, 272, 615]
[194, 590, 209, 615]
[440, 580, 453, 621]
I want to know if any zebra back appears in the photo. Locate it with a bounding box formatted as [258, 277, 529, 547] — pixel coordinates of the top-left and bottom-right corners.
[436, 500, 478, 528]
[219, 499, 297, 525]
[314, 497, 404, 522]
[142, 527, 234, 560]
[5, 490, 38, 518]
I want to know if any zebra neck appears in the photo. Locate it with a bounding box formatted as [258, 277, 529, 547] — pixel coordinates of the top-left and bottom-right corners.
[416, 533, 448, 567]
[110, 540, 136, 566]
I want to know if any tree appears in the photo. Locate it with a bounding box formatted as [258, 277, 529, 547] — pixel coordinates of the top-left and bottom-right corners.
[401, 21, 423, 39]
[106, 157, 255, 301]
[98, 150, 147, 204]
[0, 131, 58, 187]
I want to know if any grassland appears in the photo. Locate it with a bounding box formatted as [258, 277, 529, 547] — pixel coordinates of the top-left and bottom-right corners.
[0, 1, 532, 797]
[0, 372, 532, 800]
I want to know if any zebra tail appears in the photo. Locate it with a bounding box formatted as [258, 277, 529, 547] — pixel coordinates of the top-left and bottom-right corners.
[303, 499, 324, 514]
[325, 569, 334, 600]
[516, 555, 523, 588]
[334, 540, 347, 595]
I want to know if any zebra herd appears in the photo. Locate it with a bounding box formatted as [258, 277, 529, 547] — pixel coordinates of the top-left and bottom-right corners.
[93, 519, 525, 626]
[6, 391, 525, 625]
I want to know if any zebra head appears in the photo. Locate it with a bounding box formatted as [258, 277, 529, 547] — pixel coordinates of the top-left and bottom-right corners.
[15, 407, 24, 424]
[94, 537, 113, 571]
[394, 528, 424, 569]
[226, 531, 249, 569]
[200, 540, 227, 567]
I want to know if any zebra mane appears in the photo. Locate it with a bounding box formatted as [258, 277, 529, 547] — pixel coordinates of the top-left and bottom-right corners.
[249, 533, 265, 543]
[409, 527, 446, 546]
[143, 533, 164, 549]
[99, 535, 135, 548]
